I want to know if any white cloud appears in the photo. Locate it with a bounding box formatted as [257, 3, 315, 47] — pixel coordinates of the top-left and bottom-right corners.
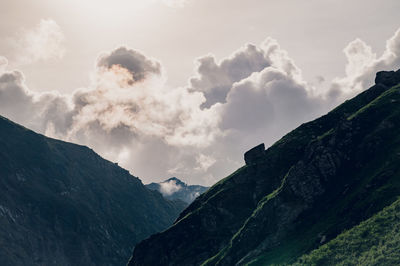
[189, 38, 303, 109]
[0, 57, 8, 72]
[12, 19, 65, 65]
[195, 154, 216, 171]
[330, 28, 400, 101]
[159, 179, 182, 196]
[1, 27, 400, 186]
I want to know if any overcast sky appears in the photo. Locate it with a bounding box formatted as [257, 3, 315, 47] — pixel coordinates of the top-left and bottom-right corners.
[0, 0, 399, 185]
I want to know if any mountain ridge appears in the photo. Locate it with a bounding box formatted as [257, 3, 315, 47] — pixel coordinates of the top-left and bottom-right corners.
[128, 69, 400, 265]
[0, 115, 186, 265]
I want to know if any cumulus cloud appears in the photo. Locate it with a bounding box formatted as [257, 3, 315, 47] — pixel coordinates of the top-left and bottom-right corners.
[330, 28, 400, 101]
[190, 44, 271, 108]
[97, 47, 161, 84]
[0, 69, 72, 134]
[1, 27, 400, 186]
[11, 19, 65, 65]
[190, 39, 303, 108]
[0, 46, 221, 182]
[219, 68, 320, 135]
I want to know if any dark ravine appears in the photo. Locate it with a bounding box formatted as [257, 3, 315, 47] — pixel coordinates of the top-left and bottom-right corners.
[146, 177, 209, 204]
[128, 69, 400, 266]
[0, 116, 186, 266]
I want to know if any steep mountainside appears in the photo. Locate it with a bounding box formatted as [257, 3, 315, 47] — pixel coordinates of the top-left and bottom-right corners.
[129, 69, 400, 266]
[0, 116, 185, 266]
[146, 177, 209, 204]
[293, 197, 400, 265]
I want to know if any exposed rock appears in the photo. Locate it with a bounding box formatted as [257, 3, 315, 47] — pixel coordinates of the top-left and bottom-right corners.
[244, 143, 266, 165]
[375, 69, 400, 87]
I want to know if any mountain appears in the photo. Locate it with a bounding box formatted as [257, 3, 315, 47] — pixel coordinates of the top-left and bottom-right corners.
[0, 116, 186, 266]
[146, 177, 209, 204]
[128, 69, 400, 266]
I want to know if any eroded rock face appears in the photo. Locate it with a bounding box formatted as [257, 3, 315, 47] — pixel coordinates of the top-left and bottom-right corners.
[244, 143, 266, 165]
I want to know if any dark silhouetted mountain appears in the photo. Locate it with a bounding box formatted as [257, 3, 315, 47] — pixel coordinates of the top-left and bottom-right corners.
[128, 69, 400, 265]
[146, 177, 209, 204]
[0, 116, 186, 266]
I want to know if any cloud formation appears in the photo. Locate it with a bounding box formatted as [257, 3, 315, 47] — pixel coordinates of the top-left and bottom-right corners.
[159, 179, 183, 196]
[1, 27, 400, 186]
[189, 39, 302, 108]
[11, 19, 65, 65]
[97, 47, 161, 84]
[0, 57, 7, 72]
[330, 28, 400, 101]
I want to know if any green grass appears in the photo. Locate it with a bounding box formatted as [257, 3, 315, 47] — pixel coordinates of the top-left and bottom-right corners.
[317, 128, 334, 140]
[347, 84, 400, 120]
[293, 197, 400, 266]
[203, 166, 294, 266]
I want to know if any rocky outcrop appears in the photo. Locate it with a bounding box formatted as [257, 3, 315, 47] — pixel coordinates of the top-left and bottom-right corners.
[244, 143, 265, 165]
[375, 69, 400, 87]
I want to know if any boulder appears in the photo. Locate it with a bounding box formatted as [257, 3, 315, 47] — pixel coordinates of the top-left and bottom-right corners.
[375, 69, 400, 87]
[244, 143, 265, 165]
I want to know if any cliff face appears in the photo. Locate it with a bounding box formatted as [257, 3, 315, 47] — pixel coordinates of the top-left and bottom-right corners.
[0, 116, 185, 266]
[128, 69, 400, 266]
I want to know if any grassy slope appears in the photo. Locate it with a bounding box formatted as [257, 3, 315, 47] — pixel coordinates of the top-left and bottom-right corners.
[293, 197, 400, 266]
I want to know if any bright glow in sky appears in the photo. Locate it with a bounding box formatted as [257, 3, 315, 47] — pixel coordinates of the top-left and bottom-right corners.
[0, 0, 399, 185]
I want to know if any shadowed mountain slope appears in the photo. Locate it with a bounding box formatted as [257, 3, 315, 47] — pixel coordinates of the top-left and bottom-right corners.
[0, 116, 185, 266]
[128, 69, 400, 265]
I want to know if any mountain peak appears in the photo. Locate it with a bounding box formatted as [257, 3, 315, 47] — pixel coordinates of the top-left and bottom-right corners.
[146, 177, 209, 204]
[165, 177, 186, 186]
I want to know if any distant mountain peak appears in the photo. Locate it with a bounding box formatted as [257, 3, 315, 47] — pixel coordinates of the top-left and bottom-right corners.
[146, 177, 208, 204]
[165, 177, 186, 186]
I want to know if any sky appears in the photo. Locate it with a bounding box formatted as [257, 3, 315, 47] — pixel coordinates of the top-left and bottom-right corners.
[0, 0, 399, 185]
